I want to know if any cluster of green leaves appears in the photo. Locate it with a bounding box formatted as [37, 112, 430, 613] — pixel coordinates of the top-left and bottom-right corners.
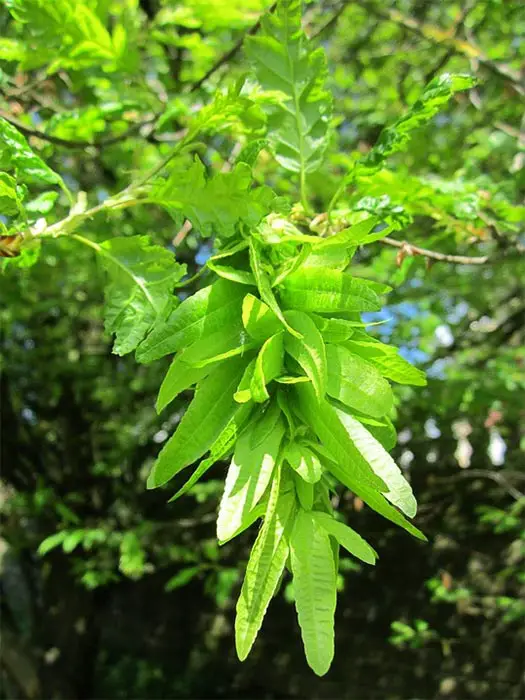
[1, 0, 487, 677]
[135, 210, 430, 673]
[4, 0, 137, 72]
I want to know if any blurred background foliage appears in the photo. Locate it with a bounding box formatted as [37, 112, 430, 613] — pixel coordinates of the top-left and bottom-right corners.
[1, 0, 524, 698]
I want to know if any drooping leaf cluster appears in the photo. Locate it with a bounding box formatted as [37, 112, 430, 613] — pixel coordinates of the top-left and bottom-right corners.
[1, 0, 486, 676]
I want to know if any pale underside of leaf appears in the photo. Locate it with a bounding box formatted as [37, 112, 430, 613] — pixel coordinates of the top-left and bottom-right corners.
[216, 415, 285, 542]
[335, 410, 417, 518]
[235, 469, 296, 660]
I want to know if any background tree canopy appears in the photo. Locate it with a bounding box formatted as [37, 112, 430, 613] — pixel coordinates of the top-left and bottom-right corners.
[1, 0, 524, 698]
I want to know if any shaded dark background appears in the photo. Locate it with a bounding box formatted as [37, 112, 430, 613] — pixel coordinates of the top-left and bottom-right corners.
[1, 0, 524, 698]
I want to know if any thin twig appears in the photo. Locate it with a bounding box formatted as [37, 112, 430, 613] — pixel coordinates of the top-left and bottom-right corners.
[0, 111, 158, 149]
[454, 470, 525, 502]
[380, 237, 490, 265]
[380, 236, 525, 265]
[423, 1, 476, 85]
[310, 1, 352, 40]
[360, 3, 524, 96]
[188, 2, 277, 92]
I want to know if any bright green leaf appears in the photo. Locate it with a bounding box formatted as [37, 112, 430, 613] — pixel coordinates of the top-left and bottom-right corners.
[251, 332, 284, 403]
[326, 344, 394, 418]
[290, 509, 337, 676]
[335, 410, 417, 518]
[285, 442, 323, 483]
[217, 411, 285, 543]
[147, 356, 248, 488]
[279, 268, 381, 314]
[235, 465, 296, 660]
[99, 235, 187, 356]
[284, 310, 326, 401]
[242, 292, 282, 342]
[246, 0, 332, 175]
[312, 512, 377, 565]
[136, 279, 244, 363]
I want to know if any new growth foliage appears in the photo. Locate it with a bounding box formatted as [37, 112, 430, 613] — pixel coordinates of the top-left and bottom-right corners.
[1, 0, 478, 676]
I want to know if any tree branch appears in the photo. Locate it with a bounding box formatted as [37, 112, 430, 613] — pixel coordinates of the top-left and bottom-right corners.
[0, 111, 158, 150]
[379, 235, 525, 266]
[379, 236, 490, 265]
[310, 1, 352, 41]
[360, 3, 524, 96]
[455, 469, 525, 502]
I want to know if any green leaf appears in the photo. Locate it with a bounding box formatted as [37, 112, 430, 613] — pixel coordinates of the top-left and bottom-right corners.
[317, 217, 386, 250]
[354, 413, 397, 451]
[206, 260, 256, 286]
[0, 172, 21, 215]
[284, 442, 323, 483]
[0, 116, 66, 188]
[275, 375, 311, 385]
[156, 353, 210, 414]
[168, 402, 253, 503]
[335, 410, 417, 518]
[136, 279, 245, 363]
[279, 268, 381, 314]
[294, 383, 387, 492]
[352, 73, 477, 181]
[1, 239, 41, 270]
[272, 244, 312, 287]
[296, 387, 424, 540]
[294, 473, 314, 511]
[242, 293, 282, 342]
[234, 358, 257, 404]
[249, 238, 301, 338]
[290, 509, 337, 676]
[179, 324, 256, 369]
[37, 531, 67, 556]
[344, 337, 427, 386]
[312, 512, 377, 565]
[236, 138, 269, 168]
[250, 399, 283, 449]
[217, 410, 285, 543]
[283, 310, 326, 401]
[235, 465, 296, 660]
[302, 246, 353, 271]
[0, 37, 25, 62]
[147, 356, 248, 488]
[25, 191, 58, 215]
[326, 457, 426, 541]
[165, 566, 202, 591]
[62, 530, 85, 554]
[326, 344, 394, 418]
[310, 314, 356, 343]
[99, 236, 187, 356]
[251, 332, 284, 403]
[246, 0, 332, 175]
[152, 158, 275, 239]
